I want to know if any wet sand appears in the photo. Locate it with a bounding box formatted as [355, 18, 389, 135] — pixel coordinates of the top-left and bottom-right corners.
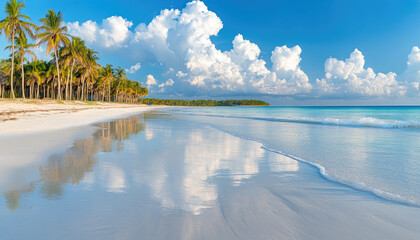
[0, 112, 420, 239]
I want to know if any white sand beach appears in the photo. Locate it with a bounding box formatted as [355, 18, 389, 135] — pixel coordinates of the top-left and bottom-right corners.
[0, 99, 160, 136]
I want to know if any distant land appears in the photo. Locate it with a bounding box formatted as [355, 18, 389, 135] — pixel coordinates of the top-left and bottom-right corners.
[142, 99, 269, 106]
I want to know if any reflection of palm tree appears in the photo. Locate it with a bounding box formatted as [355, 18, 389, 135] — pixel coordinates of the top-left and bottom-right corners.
[95, 116, 145, 152]
[39, 138, 97, 199]
[3, 184, 34, 211]
[2, 115, 146, 210]
[40, 116, 145, 197]
[0, 0, 37, 98]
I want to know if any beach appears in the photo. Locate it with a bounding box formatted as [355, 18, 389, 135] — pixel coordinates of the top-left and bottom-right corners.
[0, 99, 159, 136]
[1, 0, 419, 238]
[1, 106, 420, 239]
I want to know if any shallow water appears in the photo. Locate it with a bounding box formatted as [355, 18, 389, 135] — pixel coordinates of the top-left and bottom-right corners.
[167, 106, 420, 206]
[0, 112, 300, 238]
[1, 111, 420, 239]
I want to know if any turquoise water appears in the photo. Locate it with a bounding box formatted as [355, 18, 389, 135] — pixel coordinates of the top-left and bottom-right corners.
[167, 106, 420, 205]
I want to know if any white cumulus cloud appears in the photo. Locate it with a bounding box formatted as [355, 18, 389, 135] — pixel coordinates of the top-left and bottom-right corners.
[125, 63, 141, 74]
[316, 49, 405, 97]
[65, 1, 420, 100]
[146, 74, 157, 87]
[66, 1, 312, 97]
[67, 16, 133, 48]
[401, 46, 420, 94]
[158, 79, 174, 88]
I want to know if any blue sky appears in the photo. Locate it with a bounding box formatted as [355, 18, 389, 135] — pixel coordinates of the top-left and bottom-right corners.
[2, 0, 420, 105]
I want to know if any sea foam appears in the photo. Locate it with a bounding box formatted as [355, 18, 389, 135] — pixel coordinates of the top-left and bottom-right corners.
[174, 110, 420, 129]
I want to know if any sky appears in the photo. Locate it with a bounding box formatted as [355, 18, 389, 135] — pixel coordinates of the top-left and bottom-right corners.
[2, 0, 420, 105]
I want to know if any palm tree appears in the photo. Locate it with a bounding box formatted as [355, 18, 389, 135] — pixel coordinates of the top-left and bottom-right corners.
[45, 60, 59, 99]
[100, 64, 114, 102]
[0, 0, 37, 98]
[138, 85, 148, 103]
[37, 10, 70, 100]
[80, 48, 99, 101]
[61, 37, 85, 100]
[26, 60, 45, 99]
[114, 67, 126, 102]
[6, 32, 36, 98]
[0, 60, 9, 98]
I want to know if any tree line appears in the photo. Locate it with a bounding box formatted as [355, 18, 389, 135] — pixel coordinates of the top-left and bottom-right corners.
[0, 0, 148, 103]
[142, 99, 269, 106]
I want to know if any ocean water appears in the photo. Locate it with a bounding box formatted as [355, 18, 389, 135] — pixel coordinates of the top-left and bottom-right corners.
[2, 109, 420, 239]
[167, 106, 420, 206]
[0, 112, 314, 239]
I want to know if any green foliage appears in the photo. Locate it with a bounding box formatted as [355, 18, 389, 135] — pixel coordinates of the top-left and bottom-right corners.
[142, 99, 269, 106]
[0, 1, 149, 103]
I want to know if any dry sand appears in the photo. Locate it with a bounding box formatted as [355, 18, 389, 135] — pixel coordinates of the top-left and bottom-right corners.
[0, 99, 160, 136]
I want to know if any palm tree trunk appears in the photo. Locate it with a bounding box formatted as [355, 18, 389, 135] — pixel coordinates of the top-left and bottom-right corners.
[21, 60, 25, 99]
[37, 84, 40, 99]
[81, 78, 85, 101]
[70, 61, 74, 100]
[10, 31, 16, 99]
[66, 68, 70, 100]
[77, 83, 80, 100]
[85, 83, 88, 101]
[108, 81, 111, 102]
[51, 83, 55, 99]
[54, 48, 62, 100]
[116, 80, 121, 102]
[29, 82, 32, 99]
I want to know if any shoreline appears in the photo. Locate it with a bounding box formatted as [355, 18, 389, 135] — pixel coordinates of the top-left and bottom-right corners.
[208, 123, 419, 207]
[1, 109, 420, 239]
[0, 99, 162, 137]
[2, 112, 420, 239]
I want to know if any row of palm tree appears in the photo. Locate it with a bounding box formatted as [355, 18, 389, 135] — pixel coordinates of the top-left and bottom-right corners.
[0, 0, 148, 103]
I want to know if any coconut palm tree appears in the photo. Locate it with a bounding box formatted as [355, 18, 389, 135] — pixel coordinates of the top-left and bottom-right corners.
[60, 37, 85, 100]
[6, 32, 36, 98]
[45, 60, 59, 99]
[100, 64, 114, 102]
[0, 60, 9, 98]
[37, 10, 70, 100]
[138, 85, 148, 103]
[0, 0, 37, 98]
[80, 48, 99, 101]
[114, 67, 126, 102]
[26, 60, 45, 99]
